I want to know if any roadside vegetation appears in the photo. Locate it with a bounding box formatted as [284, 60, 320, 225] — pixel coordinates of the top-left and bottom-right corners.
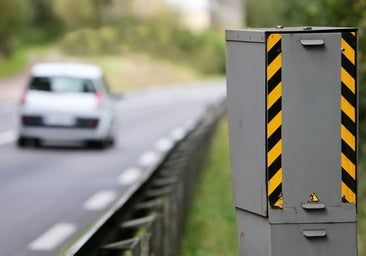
[0, 0, 225, 90]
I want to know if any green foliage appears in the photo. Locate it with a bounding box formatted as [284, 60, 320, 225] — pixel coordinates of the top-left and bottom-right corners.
[246, 0, 283, 27]
[191, 30, 226, 74]
[279, 0, 363, 26]
[1, 0, 225, 76]
[0, 0, 63, 57]
[247, 0, 363, 28]
[0, 48, 27, 76]
[0, 0, 30, 55]
[60, 13, 225, 75]
[53, 0, 100, 29]
[61, 27, 119, 55]
[25, 0, 64, 43]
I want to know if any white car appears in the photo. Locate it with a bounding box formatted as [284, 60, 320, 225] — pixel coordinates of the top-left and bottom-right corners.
[18, 63, 116, 148]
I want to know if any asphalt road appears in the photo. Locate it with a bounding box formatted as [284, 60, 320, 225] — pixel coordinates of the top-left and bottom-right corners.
[0, 81, 226, 256]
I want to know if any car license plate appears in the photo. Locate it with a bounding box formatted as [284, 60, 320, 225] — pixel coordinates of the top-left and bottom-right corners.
[44, 114, 75, 126]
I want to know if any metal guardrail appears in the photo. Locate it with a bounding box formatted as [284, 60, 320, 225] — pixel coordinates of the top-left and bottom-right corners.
[63, 99, 226, 256]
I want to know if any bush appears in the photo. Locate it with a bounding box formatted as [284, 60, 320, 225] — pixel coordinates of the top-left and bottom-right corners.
[191, 30, 226, 74]
[0, 0, 30, 55]
[53, 0, 100, 29]
[60, 13, 226, 75]
[61, 26, 121, 55]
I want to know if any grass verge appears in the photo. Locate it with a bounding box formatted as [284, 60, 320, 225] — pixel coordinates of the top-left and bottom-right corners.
[0, 49, 27, 77]
[86, 53, 202, 90]
[180, 118, 238, 256]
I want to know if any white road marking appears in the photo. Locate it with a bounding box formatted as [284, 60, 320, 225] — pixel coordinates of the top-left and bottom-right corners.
[29, 223, 77, 251]
[171, 127, 186, 141]
[139, 151, 160, 167]
[118, 167, 142, 185]
[155, 138, 174, 152]
[83, 190, 118, 211]
[0, 130, 17, 146]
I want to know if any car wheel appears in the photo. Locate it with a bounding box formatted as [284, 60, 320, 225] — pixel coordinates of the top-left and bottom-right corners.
[17, 137, 27, 148]
[86, 140, 106, 149]
[32, 138, 42, 148]
[107, 137, 115, 147]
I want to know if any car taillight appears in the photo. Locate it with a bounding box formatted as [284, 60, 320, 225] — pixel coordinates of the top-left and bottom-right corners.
[20, 91, 27, 105]
[76, 118, 99, 128]
[87, 119, 99, 128]
[95, 92, 104, 109]
[22, 116, 31, 125]
[22, 116, 42, 126]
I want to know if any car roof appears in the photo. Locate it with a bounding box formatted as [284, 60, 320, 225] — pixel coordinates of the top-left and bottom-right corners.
[31, 63, 103, 79]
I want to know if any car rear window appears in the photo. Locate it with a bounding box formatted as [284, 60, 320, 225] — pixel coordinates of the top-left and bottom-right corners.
[29, 77, 96, 93]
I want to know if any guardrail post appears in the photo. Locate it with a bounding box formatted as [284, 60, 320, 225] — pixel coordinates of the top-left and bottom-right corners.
[99, 238, 140, 256]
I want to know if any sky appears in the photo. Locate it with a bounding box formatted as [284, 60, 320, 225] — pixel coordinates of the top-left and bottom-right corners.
[165, 0, 209, 12]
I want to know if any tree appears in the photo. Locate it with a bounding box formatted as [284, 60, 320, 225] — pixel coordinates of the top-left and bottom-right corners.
[53, 0, 101, 29]
[0, 0, 28, 55]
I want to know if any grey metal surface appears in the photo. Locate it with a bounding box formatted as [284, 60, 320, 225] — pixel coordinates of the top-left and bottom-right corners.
[226, 28, 358, 255]
[235, 209, 270, 256]
[281, 33, 342, 208]
[226, 41, 267, 216]
[269, 205, 356, 224]
[226, 30, 266, 43]
[226, 27, 358, 42]
[268, 32, 356, 223]
[270, 222, 357, 256]
[226, 29, 357, 219]
[236, 209, 357, 256]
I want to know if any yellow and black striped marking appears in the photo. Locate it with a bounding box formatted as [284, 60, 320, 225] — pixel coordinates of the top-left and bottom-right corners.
[341, 31, 357, 204]
[266, 34, 283, 208]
